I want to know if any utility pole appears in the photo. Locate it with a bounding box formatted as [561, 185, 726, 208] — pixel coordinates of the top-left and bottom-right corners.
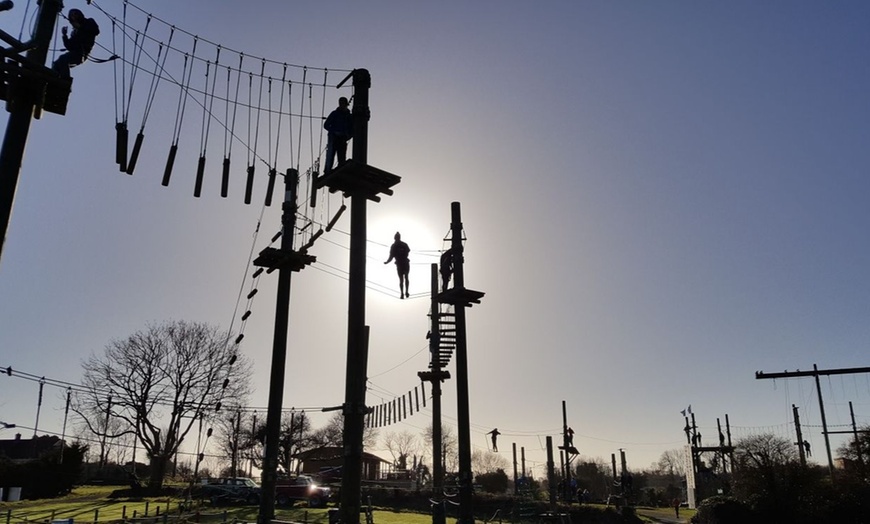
[0, 0, 67, 263]
[793, 405, 806, 467]
[33, 377, 45, 437]
[99, 395, 111, 472]
[60, 387, 71, 464]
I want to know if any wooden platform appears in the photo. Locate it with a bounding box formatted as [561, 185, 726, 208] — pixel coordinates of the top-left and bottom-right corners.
[0, 52, 72, 116]
[437, 286, 485, 307]
[315, 159, 400, 202]
[418, 370, 451, 382]
[253, 247, 316, 272]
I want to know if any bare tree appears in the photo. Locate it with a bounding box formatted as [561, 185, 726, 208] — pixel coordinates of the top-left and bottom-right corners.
[277, 411, 314, 474]
[214, 407, 247, 477]
[734, 433, 798, 471]
[74, 320, 252, 490]
[310, 412, 378, 450]
[73, 406, 127, 472]
[383, 430, 420, 470]
[472, 448, 509, 474]
[656, 448, 687, 477]
[423, 423, 458, 473]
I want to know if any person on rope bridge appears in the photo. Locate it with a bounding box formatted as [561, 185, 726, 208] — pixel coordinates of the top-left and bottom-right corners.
[323, 96, 353, 174]
[384, 232, 410, 299]
[487, 428, 501, 452]
[51, 8, 100, 78]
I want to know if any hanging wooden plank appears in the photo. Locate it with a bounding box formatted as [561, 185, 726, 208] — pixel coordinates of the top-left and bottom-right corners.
[126, 132, 144, 175]
[194, 156, 206, 197]
[162, 144, 178, 186]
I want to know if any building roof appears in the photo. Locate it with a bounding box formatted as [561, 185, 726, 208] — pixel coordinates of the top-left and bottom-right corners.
[295, 446, 390, 464]
[0, 434, 63, 462]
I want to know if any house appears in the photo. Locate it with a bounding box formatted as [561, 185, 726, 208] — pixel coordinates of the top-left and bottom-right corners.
[294, 446, 389, 481]
[0, 433, 64, 463]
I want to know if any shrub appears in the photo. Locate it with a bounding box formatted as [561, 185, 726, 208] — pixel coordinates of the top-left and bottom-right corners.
[691, 495, 756, 524]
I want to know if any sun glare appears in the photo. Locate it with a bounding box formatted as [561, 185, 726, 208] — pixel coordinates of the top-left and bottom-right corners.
[368, 214, 445, 299]
[369, 214, 443, 259]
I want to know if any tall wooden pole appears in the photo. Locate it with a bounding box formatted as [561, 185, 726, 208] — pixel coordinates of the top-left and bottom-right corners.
[428, 264, 446, 524]
[562, 400, 571, 499]
[849, 401, 864, 470]
[521, 447, 526, 478]
[793, 404, 806, 467]
[512, 442, 518, 495]
[451, 202, 474, 523]
[259, 169, 298, 524]
[0, 0, 63, 263]
[812, 364, 835, 478]
[546, 437, 556, 510]
[339, 69, 371, 524]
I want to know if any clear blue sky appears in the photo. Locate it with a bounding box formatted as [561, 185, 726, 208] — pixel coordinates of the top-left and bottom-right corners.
[2, 1, 870, 476]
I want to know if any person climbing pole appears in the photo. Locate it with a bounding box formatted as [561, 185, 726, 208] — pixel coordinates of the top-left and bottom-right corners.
[487, 428, 501, 452]
[384, 232, 410, 298]
[323, 96, 353, 174]
[439, 248, 454, 292]
[52, 8, 100, 78]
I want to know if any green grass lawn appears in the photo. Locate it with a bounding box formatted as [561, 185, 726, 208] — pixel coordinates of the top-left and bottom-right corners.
[0, 486, 468, 524]
[634, 505, 696, 523]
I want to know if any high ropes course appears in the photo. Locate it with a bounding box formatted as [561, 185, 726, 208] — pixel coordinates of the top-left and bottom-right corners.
[1, 3, 489, 521]
[83, 0, 352, 220]
[78, 0, 435, 427]
[2, 0, 444, 434]
[2, 0, 366, 267]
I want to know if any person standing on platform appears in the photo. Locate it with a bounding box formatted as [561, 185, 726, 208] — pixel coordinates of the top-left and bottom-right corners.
[385, 232, 410, 298]
[323, 96, 353, 174]
[52, 8, 100, 78]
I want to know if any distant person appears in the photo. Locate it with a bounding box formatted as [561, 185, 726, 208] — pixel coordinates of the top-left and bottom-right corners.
[487, 428, 501, 452]
[323, 96, 353, 174]
[672, 497, 681, 518]
[52, 8, 100, 78]
[384, 232, 410, 298]
[566, 426, 575, 447]
[439, 248, 454, 292]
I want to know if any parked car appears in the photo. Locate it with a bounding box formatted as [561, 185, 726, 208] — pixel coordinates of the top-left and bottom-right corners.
[199, 477, 261, 506]
[275, 475, 331, 507]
